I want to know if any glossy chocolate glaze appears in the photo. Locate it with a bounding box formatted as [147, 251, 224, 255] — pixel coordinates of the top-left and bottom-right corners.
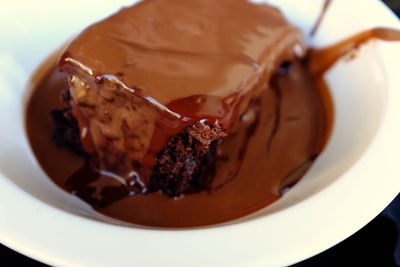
[61, 0, 304, 103]
[25, 0, 400, 227]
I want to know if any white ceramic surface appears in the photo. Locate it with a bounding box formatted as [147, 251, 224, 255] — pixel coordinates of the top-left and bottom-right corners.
[0, 0, 400, 266]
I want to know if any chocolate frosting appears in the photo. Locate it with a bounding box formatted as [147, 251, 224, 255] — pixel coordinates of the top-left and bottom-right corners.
[60, 0, 304, 107]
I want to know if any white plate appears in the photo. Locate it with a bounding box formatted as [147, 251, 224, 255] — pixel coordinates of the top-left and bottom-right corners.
[0, 0, 400, 266]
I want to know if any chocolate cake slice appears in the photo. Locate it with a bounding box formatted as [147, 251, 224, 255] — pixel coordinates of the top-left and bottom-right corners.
[56, 0, 305, 198]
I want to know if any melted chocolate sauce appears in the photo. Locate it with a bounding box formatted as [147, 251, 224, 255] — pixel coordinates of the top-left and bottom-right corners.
[26, 55, 330, 227]
[308, 28, 400, 76]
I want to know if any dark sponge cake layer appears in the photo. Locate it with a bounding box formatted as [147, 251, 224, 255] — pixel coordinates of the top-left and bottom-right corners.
[51, 91, 88, 159]
[150, 122, 226, 197]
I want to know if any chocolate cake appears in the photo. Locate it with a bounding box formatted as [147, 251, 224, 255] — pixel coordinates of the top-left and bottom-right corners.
[55, 0, 305, 198]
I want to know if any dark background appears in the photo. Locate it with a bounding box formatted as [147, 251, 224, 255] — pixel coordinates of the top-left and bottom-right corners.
[1, 1, 399, 266]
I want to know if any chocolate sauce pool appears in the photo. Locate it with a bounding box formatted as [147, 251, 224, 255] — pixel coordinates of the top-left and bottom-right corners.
[25, 55, 330, 228]
[25, 19, 400, 229]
